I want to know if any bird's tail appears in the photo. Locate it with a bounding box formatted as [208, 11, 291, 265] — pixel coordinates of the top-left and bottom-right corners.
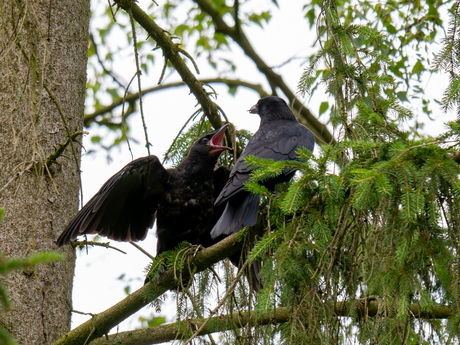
[210, 193, 260, 238]
[229, 250, 262, 293]
[249, 261, 262, 293]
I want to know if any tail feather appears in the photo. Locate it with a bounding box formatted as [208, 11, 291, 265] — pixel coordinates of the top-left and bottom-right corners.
[229, 251, 262, 293]
[210, 193, 259, 238]
[249, 261, 261, 293]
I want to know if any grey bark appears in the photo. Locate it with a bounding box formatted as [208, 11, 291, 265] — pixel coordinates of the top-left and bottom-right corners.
[0, 0, 89, 343]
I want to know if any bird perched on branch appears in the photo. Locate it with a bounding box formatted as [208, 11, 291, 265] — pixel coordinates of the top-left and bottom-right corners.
[57, 125, 232, 258]
[211, 96, 315, 239]
[209, 97, 315, 292]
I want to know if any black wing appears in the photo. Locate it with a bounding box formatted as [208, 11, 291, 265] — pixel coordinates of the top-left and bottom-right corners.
[56, 155, 168, 246]
[215, 124, 315, 206]
[213, 165, 232, 199]
[211, 123, 314, 238]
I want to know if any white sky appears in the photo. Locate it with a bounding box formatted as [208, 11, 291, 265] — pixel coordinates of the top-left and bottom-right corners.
[69, 0, 454, 337]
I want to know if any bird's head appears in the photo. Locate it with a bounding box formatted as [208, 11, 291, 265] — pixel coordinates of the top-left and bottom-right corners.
[248, 96, 296, 122]
[190, 124, 232, 159]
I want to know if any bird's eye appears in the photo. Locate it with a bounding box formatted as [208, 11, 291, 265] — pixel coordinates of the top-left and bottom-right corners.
[202, 138, 209, 143]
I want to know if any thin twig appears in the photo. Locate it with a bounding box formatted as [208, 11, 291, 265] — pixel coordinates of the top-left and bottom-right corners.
[0, 162, 34, 194]
[158, 55, 168, 85]
[121, 73, 138, 160]
[129, 241, 155, 260]
[178, 46, 200, 74]
[162, 108, 202, 164]
[89, 32, 125, 88]
[183, 288, 218, 345]
[71, 310, 97, 317]
[183, 257, 251, 345]
[128, 8, 151, 155]
[70, 240, 127, 254]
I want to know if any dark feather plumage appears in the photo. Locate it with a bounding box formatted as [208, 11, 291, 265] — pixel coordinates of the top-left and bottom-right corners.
[208, 96, 315, 292]
[211, 96, 315, 238]
[57, 126, 231, 258]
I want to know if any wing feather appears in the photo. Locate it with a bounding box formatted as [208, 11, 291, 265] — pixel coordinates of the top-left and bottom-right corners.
[215, 124, 314, 206]
[56, 155, 168, 246]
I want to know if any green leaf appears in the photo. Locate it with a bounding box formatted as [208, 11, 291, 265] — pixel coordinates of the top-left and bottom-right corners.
[106, 88, 119, 99]
[248, 12, 272, 28]
[228, 85, 238, 95]
[319, 101, 329, 116]
[411, 59, 425, 77]
[397, 91, 408, 102]
[305, 8, 316, 28]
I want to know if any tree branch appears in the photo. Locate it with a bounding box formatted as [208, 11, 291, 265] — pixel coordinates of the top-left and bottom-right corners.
[54, 241, 455, 345]
[84, 78, 269, 127]
[89, 32, 126, 88]
[113, 0, 224, 130]
[88, 308, 290, 345]
[87, 299, 454, 345]
[52, 231, 245, 345]
[46, 131, 88, 169]
[192, 0, 335, 145]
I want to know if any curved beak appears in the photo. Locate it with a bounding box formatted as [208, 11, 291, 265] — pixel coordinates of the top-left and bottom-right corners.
[208, 124, 232, 154]
[248, 103, 259, 114]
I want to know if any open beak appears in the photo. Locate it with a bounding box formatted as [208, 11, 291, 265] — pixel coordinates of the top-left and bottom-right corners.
[208, 124, 232, 154]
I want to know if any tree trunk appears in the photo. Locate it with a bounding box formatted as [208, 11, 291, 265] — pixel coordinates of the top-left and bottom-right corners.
[0, 0, 89, 343]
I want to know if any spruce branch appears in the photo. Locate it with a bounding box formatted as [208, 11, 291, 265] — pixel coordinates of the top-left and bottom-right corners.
[81, 299, 453, 344]
[52, 231, 245, 345]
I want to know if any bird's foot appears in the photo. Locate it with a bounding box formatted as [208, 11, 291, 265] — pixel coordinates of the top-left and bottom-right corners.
[190, 243, 204, 257]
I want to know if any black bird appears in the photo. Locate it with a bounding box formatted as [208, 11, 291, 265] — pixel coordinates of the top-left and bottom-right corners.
[211, 96, 315, 239]
[57, 126, 232, 258]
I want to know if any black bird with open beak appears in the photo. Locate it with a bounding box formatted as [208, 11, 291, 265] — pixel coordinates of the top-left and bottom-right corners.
[57, 125, 231, 257]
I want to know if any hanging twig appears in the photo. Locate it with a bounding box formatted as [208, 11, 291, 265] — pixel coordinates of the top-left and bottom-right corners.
[128, 8, 151, 155]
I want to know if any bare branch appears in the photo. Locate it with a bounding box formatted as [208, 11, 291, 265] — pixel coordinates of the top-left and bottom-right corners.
[113, 0, 223, 130]
[70, 240, 127, 255]
[88, 308, 290, 345]
[84, 78, 268, 127]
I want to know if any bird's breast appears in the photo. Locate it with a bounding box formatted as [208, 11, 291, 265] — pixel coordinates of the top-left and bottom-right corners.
[157, 179, 215, 232]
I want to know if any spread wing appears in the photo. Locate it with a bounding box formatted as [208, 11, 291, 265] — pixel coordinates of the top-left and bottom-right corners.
[56, 155, 169, 246]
